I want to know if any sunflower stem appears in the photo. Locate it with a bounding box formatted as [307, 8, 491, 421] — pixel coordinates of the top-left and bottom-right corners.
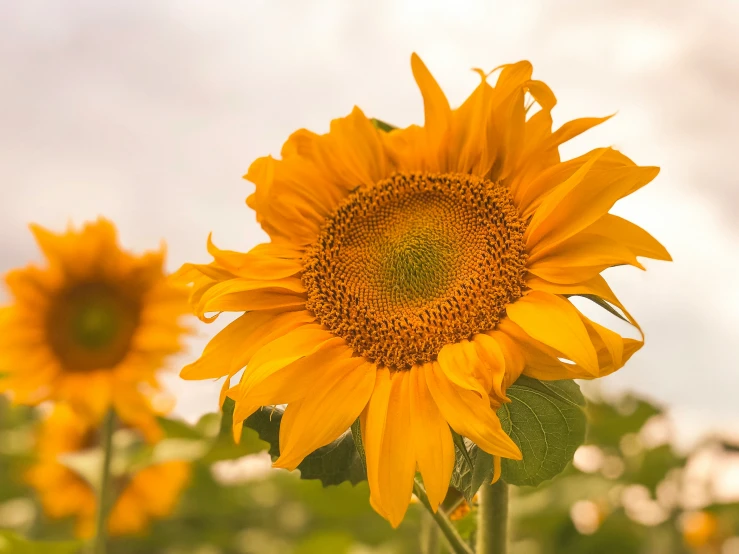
[420, 510, 442, 554]
[413, 478, 473, 554]
[92, 409, 115, 554]
[476, 480, 508, 554]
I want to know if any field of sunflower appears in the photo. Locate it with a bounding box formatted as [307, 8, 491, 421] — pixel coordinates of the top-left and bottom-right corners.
[2, 2, 739, 553]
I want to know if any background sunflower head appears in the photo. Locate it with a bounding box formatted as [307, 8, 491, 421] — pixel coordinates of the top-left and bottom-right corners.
[0, 218, 190, 425]
[25, 403, 191, 539]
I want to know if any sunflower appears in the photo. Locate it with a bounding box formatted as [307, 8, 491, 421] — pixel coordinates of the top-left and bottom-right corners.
[26, 404, 191, 538]
[0, 218, 189, 428]
[176, 54, 670, 526]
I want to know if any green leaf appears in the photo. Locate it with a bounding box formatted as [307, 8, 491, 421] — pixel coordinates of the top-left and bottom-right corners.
[628, 444, 686, 493]
[157, 416, 206, 440]
[243, 403, 280, 458]
[370, 118, 396, 132]
[498, 377, 586, 487]
[586, 395, 661, 448]
[0, 531, 81, 554]
[246, 406, 367, 486]
[200, 398, 270, 464]
[449, 434, 495, 502]
[451, 378, 586, 495]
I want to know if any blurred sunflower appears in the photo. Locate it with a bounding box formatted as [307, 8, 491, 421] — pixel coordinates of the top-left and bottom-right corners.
[682, 511, 720, 550]
[176, 54, 670, 526]
[0, 218, 189, 426]
[26, 404, 191, 538]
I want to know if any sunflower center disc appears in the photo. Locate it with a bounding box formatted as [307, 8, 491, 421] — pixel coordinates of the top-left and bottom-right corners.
[303, 172, 528, 370]
[47, 283, 140, 372]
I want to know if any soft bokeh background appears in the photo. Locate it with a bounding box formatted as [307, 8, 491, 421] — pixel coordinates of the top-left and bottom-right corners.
[2, 0, 738, 447]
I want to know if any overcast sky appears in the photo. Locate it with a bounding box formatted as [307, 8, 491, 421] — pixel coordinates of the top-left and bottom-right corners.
[2, 0, 738, 446]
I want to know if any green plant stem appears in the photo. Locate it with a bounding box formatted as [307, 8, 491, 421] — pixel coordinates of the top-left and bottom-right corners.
[92, 409, 115, 554]
[420, 510, 441, 554]
[476, 481, 508, 554]
[413, 478, 473, 554]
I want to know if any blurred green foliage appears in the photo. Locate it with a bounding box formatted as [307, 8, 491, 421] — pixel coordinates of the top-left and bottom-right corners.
[0, 396, 421, 554]
[1, 391, 739, 554]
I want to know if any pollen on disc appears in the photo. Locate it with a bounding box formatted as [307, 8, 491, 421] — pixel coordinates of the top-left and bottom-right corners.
[303, 172, 528, 371]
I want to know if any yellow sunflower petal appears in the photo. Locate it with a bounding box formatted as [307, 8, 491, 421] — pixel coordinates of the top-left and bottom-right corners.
[450, 76, 493, 173]
[492, 74, 559, 189]
[583, 214, 672, 262]
[527, 80, 556, 111]
[236, 325, 335, 386]
[525, 274, 642, 333]
[172, 261, 235, 284]
[411, 53, 452, 147]
[251, 154, 342, 220]
[525, 151, 660, 255]
[545, 116, 613, 152]
[206, 236, 303, 280]
[228, 310, 317, 375]
[409, 364, 455, 512]
[528, 212, 671, 281]
[113, 390, 163, 444]
[437, 340, 489, 396]
[581, 315, 625, 369]
[108, 461, 190, 536]
[498, 318, 593, 380]
[360, 368, 392, 520]
[491, 89, 527, 181]
[245, 156, 323, 245]
[230, 332, 344, 423]
[195, 277, 305, 317]
[323, 106, 390, 187]
[181, 310, 311, 380]
[527, 232, 645, 283]
[361, 369, 416, 528]
[492, 455, 502, 484]
[505, 291, 599, 376]
[514, 148, 635, 218]
[274, 359, 374, 469]
[425, 362, 521, 460]
[486, 329, 526, 394]
[0, 307, 45, 349]
[4, 266, 58, 308]
[472, 333, 508, 402]
[493, 61, 533, 99]
[29, 218, 119, 278]
[280, 128, 320, 158]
